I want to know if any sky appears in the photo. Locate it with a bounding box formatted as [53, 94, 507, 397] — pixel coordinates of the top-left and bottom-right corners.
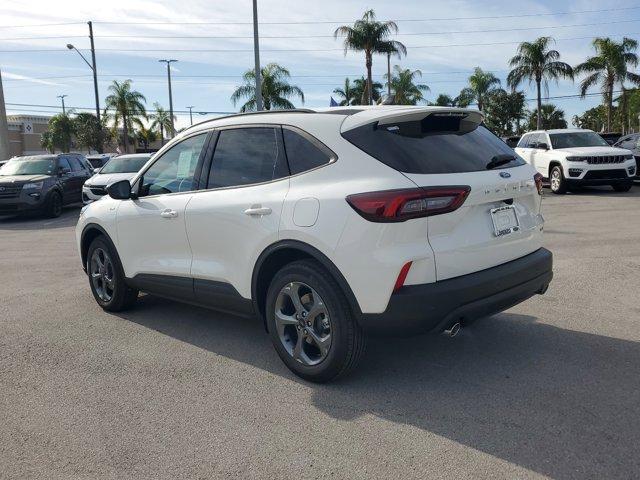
[2, 0, 640, 130]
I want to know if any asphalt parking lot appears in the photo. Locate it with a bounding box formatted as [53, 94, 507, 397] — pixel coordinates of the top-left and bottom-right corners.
[1, 187, 639, 480]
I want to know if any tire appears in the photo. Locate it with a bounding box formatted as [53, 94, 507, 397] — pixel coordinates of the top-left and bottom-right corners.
[549, 166, 567, 194]
[44, 191, 63, 218]
[612, 183, 632, 192]
[265, 259, 366, 383]
[86, 236, 138, 312]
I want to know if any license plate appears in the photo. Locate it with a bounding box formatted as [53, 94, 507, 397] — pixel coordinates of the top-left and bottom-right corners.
[490, 205, 520, 237]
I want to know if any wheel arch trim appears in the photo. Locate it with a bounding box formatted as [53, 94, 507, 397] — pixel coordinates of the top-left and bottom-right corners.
[80, 223, 118, 273]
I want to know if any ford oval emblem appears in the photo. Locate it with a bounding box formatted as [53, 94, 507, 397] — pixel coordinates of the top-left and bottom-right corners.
[499, 172, 511, 178]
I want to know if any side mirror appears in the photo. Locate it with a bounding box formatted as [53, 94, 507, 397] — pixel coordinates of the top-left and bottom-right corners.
[58, 166, 70, 176]
[106, 179, 132, 200]
[537, 142, 549, 150]
[93, 168, 101, 174]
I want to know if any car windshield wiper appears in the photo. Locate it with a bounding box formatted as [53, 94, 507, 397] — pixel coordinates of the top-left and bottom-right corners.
[486, 154, 516, 170]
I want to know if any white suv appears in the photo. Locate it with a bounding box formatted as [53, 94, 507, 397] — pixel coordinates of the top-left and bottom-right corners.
[515, 129, 636, 194]
[82, 153, 152, 204]
[76, 106, 552, 382]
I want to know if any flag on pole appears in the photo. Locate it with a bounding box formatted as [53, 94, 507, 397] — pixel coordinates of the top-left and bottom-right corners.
[329, 97, 339, 107]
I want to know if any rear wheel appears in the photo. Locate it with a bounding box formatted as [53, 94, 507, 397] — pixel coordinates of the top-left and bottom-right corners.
[612, 183, 632, 192]
[45, 191, 63, 218]
[265, 260, 365, 383]
[87, 236, 138, 312]
[550, 166, 567, 194]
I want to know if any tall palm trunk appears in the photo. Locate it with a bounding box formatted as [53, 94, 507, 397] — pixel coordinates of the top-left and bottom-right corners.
[122, 112, 129, 154]
[536, 77, 542, 130]
[387, 52, 391, 97]
[160, 125, 164, 146]
[477, 94, 483, 111]
[366, 50, 373, 105]
[606, 80, 614, 132]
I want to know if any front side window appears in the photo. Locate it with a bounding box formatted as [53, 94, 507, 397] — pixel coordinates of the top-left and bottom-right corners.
[282, 128, 334, 174]
[58, 156, 73, 173]
[139, 133, 207, 197]
[516, 135, 530, 148]
[207, 127, 288, 188]
[550, 132, 609, 149]
[68, 155, 84, 172]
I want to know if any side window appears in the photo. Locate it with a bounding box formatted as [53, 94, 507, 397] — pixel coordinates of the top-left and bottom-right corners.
[282, 128, 334, 174]
[528, 133, 541, 148]
[58, 156, 72, 173]
[517, 135, 530, 148]
[207, 127, 288, 188]
[139, 133, 208, 197]
[68, 155, 84, 172]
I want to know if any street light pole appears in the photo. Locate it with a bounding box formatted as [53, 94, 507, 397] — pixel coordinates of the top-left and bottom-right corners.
[159, 59, 177, 136]
[252, 0, 263, 111]
[87, 21, 100, 123]
[57, 94, 68, 114]
[186, 106, 194, 125]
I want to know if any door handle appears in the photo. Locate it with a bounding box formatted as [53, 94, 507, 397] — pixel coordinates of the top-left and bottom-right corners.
[160, 209, 178, 219]
[244, 206, 272, 216]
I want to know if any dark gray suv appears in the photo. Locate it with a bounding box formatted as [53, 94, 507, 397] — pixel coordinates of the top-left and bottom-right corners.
[0, 153, 92, 217]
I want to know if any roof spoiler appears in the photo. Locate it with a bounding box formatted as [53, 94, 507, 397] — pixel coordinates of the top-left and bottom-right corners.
[340, 107, 483, 132]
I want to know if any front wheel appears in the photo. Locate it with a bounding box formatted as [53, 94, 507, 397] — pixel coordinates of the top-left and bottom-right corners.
[265, 260, 366, 383]
[87, 236, 138, 312]
[44, 191, 63, 218]
[612, 183, 632, 192]
[550, 166, 567, 194]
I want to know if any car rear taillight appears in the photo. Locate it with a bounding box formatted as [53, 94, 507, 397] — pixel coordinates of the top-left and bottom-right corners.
[534, 173, 543, 195]
[346, 186, 470, 223]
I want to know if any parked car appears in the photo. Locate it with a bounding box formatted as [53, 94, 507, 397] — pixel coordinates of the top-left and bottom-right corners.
[77, 106, 553, 382]
[515, 129, 636, 194]
[599, 132, 622, 146]
[0, 159, 8, 169]
[613, 133, 640, 180]
[501, 135, 521, 148]
[86, 153, 117, 170]
[0, 153, 92, 217]
[82, 153, 152, 204]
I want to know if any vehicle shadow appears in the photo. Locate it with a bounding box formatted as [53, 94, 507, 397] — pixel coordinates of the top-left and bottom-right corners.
[0, 206, 80, 230]
[544, 185, 639, 197]
[119, 295, 640, 480]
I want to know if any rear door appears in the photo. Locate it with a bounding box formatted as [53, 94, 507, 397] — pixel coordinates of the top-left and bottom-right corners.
[342, 110, 544, 280]
[57, 156, 76, 203]
[185, 125, 290, 304]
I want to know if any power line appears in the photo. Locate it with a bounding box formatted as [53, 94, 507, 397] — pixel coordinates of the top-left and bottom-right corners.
[3, 32, 639, 53]
[4, 18, 640, 41]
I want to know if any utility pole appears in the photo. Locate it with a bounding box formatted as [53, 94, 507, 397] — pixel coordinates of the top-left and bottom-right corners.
[252, 0, 263, 111]
[0, 69, 9, 161]
[159, 59, 177, 136]
[88, 21, 100, 123]
[186, 106, 194, 125]
[57, 94, 68, 114]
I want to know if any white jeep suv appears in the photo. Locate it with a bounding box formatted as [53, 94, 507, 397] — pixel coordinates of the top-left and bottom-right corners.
[76, 106, 552, 382]
[515, 128, 636, 194]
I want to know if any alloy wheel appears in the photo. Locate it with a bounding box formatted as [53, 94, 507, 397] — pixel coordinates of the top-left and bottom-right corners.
[551, 169, 561, 192]
[274, 281, 332, 366]
[90, 248, 115, 302]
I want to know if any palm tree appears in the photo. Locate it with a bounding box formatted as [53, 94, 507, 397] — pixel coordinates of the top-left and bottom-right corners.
[385, 66, 429, 105]
[575, 37, 640, 132]
[379, 43, 406, 98]
[104, 80, 146, 153]
[507, 37, 573, 130]
[231, 63, 304, 112]
[431, 94, 457, 107]
[351, 77, 383, 105]
[459, 67, 501, 111]
[334, 10, 406, 105]
[149, 102, 174, 145]
[527, 103, 567, 130]
[136, 126, 157, 150]
[333, 78, 357, 106]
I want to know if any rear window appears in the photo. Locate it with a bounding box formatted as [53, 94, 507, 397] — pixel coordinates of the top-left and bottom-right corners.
[342, 115, 525, 174]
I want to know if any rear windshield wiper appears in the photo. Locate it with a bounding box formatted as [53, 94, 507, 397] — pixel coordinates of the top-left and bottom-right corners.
[486, 154, 516, 170]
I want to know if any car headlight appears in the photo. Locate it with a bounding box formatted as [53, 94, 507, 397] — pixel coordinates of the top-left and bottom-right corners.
[566, 156, 584, 162]
[22, 181, 43, 190]
[625, 154, 634, 160]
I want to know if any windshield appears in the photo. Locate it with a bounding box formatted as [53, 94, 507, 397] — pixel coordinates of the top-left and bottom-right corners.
[0, 157, 56, 176]
[550, 132, 609, 149]
[99, 155, 150, 174]
[342, 116, 525, 174]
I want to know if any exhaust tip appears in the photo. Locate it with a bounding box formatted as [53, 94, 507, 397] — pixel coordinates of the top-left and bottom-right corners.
[443, 322, 461, 338]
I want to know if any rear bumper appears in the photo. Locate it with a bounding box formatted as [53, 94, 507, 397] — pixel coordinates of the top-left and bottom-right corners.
[357, 248, 553, 335]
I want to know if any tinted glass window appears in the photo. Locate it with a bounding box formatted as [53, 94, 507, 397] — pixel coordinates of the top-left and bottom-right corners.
[517, 135, 530, 148]
[550, 132, 609, 149]
[282, 128, 333, 174]
[342, 116, 524, 174]
[208, 127, 288, 188]
[100, 155, 150, 174]
[140, 133, 207, 197]
[68, 155, 84, 172]
[58, 157, 73, 172]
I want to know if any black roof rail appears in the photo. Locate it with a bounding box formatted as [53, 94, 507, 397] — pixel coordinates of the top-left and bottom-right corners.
[182, 108, 317, 133]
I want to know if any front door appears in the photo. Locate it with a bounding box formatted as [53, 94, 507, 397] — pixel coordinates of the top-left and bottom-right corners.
[116, 132, 209, 280]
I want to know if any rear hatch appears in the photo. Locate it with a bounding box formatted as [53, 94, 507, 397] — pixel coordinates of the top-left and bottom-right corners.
[342, 107, 544, 280]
